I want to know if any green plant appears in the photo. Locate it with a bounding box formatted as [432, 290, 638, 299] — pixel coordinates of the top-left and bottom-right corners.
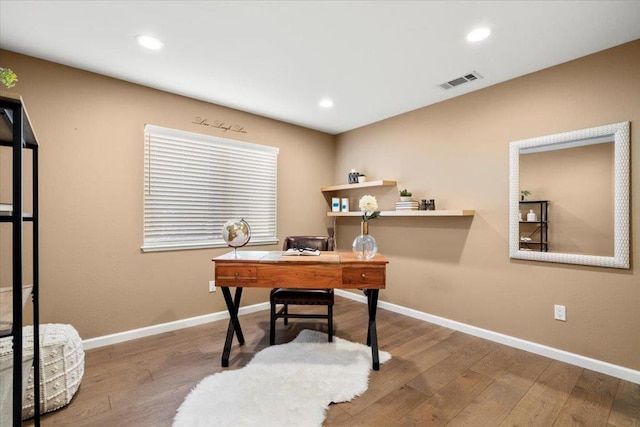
[399, 189, 412, 197]
[0, 67, 18, 89]
[520, 190, 531, 199]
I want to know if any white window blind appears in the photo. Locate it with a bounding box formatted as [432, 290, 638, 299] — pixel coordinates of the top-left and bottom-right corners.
[143, 124, 279, 252]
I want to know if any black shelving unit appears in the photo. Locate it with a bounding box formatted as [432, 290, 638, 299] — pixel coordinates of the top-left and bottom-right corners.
[0, 93, 40, 426]
[519, 200, 549, 252]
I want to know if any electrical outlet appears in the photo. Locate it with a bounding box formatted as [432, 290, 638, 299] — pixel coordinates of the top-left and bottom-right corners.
[554, 304, 566, 321]
[209, 281, 216, 292]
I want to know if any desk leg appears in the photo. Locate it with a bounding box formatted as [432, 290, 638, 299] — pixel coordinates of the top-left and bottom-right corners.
[221, 286, 245, 367]
[365, 289, 380, 371]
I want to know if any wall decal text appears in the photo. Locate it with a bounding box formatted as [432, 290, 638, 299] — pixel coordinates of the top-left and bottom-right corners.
[192, 117, 248, 134]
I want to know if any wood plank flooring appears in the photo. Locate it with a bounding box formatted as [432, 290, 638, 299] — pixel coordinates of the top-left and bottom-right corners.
[24, 297, 640, 426]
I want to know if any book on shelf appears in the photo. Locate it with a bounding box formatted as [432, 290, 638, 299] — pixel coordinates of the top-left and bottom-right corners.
[395, 201, 419, 210]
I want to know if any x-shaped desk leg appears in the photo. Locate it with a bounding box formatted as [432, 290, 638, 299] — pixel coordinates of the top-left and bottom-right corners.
[364, 289, 380, 370]
[221, 286, 245, 367]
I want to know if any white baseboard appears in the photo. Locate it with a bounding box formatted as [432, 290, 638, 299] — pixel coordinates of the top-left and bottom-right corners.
[335, 290, 640, 384]
[82, 302, 270, 350]
[82, 292, 639, 384]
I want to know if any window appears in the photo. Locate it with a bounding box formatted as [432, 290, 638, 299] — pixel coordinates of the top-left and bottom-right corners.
[142, 125, 279, 252]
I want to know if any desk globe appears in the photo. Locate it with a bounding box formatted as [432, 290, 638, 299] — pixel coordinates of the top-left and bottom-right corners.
[222, 218, 251, 258]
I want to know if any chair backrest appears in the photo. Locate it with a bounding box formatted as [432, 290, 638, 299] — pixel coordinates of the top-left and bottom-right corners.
[283, 236, 334, 251]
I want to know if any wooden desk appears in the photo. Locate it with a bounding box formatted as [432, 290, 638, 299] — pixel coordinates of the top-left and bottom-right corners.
[213, 251, 388, 370]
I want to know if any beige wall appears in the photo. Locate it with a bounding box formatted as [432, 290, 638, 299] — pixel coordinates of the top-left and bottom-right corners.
[0, 50, 335, 338]
[1, 39, 638, 372]
[520, 142, 614, 255]
[335, 40, 639, 370]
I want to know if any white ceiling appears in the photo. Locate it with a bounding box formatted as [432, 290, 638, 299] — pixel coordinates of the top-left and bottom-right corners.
[1, 1, 639, 135]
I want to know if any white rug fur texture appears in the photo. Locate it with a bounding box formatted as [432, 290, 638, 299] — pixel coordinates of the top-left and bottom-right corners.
[173, 330, 391, 427]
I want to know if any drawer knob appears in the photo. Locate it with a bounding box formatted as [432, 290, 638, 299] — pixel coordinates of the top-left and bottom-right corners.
[361, 273, 366, 279]
[234, 272, 239, 278]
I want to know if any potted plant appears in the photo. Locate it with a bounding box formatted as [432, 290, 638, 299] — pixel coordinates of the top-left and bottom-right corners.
[520, 190, 531, 201]
[399, 189, 413, 202]
[0, 67, 18, 89]
[357, 173, 367, 183]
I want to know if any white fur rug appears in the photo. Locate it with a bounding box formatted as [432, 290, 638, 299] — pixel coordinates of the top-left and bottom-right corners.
[173, 330, 391, 427]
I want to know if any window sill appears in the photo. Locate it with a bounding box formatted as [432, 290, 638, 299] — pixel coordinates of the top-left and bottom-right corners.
[141, 238, 279, 253]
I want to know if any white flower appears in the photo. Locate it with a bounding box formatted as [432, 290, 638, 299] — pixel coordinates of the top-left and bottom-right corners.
[358, 195, 380, 221]
[359, 195, 378, 213]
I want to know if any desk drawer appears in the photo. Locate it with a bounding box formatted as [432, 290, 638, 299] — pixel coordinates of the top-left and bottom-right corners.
[259, 264, 341, 288]
[216, 266, 257, 285]
[342, 267, 385, 288]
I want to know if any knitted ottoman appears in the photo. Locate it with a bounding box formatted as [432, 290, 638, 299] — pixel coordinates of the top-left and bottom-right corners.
[2, 324, 85, 419]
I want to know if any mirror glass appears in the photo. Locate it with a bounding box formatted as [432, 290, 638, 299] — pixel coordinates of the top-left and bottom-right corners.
[509, 122, 630, 268]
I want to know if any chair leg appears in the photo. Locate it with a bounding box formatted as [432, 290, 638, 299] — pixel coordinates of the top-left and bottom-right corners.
[283, 304, 289, 325]
[270, 301, 276, 345]
[328, 304, 333, 342]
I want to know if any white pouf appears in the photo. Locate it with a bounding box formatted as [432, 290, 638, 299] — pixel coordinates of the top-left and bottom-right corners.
[0, 324, 84, 419]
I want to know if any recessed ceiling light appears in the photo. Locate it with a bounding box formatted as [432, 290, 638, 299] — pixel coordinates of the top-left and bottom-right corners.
[136, 34, 164, 50]
[467, 27, 491, 43]
[319, 98, 334, 109]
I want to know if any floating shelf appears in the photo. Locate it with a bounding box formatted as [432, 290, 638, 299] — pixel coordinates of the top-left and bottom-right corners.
[328, 209, 475, 217]
[321, 180, 397, 192]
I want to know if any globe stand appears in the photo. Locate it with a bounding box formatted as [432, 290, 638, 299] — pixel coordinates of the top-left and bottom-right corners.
[231, 246, 239, 259]
[230, 238, 251, 258]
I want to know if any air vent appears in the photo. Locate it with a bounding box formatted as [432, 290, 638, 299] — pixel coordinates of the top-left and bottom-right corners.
[438, 71, 483, 90]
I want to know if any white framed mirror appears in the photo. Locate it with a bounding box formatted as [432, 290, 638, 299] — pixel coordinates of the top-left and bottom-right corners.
[509, 121, 630, 268]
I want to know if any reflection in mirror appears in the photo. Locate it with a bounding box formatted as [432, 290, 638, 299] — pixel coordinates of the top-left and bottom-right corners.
[509, 122, 630, 268]
[520, 141, 614, 256]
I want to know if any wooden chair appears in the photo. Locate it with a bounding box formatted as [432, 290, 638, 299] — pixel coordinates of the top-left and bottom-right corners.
[270, 236, 335, 345]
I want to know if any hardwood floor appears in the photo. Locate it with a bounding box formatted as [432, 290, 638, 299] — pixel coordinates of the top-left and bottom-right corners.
[25, 297, 640, 426]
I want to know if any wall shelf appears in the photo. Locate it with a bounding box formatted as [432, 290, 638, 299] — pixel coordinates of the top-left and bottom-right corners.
[321, 180, 396, 192]
[322, 180, 474, 218]
[327, 209, 475, 217]
[519, 200, 549, 252]
[322, 180, 474, 246]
